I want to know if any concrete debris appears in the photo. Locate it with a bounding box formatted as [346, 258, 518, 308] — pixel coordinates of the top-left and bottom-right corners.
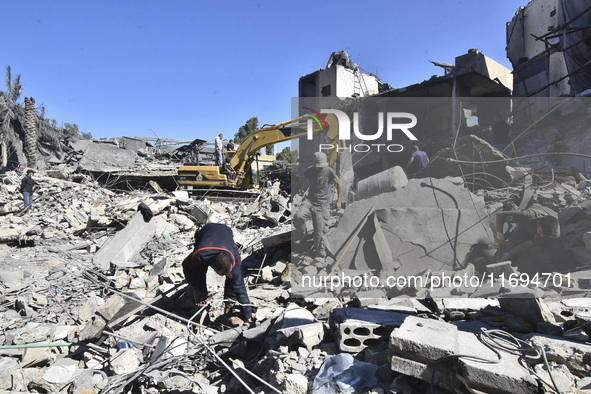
[0, 132, 590, 394]
[428, 134, 512, 188]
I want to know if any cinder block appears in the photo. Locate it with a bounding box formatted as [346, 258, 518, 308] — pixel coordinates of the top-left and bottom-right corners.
[331, 308, 407, 353]
[337, 319, 392, 353]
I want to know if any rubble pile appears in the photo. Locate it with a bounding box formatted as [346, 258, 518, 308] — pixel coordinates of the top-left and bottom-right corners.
[0, 158, 590, 393]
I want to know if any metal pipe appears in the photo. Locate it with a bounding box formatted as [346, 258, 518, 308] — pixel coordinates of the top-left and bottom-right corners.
[230, 358, 282, 393]
[105, 286, 219, 333]
[0, 342, 72, 349]
[186, 307, 255, 394]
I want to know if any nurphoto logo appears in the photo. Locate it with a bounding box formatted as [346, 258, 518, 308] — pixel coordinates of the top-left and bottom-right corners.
[305, 108, 419, 152]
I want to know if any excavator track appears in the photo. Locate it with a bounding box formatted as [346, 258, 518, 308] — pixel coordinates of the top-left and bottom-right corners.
[183, 188, 260, 203]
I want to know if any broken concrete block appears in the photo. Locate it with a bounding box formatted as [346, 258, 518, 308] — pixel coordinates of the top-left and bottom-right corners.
[84, 352, 105, 370]
[110, 349, 141, 375]
[498, 293, 556, 326]
[0, 268, 23, 285]
[78, 142, 137, 172]
[22, 346, 52, 367]
[525, 334, 591, 376]
[43, 357, 79, 384]
[389, 354, 459, 391]
[70, 370, 98, 394]
[63, 212, 82, 228]
[353, 289, 388, 308]
[277, 322, 325, 351]
[329, 178, 493, 277]
[281, 304, 316, 328]
[93, 213, 167, 271]
[169, 213, 194, 230]
[456, 330, 537, 393]
[0, 358, 19, 390]
[261, 265, 274, 282]
[442, 298, 499, 313]
[390, 315, 458, 363]
[534, 363, 577, 393]
[578, 376, 591, 390]
[282, 373, 308, 394]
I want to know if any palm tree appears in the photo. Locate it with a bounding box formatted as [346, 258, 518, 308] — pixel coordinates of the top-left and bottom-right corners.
[24, 96, 37, 166]
[0, 66, 23, 168]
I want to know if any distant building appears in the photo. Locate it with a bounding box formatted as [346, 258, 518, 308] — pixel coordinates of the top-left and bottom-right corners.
[506, 0, 591, 97]
[299, 50, 383, 99]
[298, 49, 513, 178]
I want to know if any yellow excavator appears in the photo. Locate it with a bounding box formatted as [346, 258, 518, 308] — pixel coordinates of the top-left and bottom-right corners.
[177, 113, 340, 196]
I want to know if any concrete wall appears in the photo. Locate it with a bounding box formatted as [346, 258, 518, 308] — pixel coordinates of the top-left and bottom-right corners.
[507, 0, 559, 64]
[334, 65, 380, 97]
[506, 0, 573, 97]
[455, 51, 513, 92]
[299, 65, 379, 98]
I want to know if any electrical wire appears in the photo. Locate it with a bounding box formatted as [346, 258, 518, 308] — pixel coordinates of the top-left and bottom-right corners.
[185, 302, 256, 394]
[429, 327, 562, 394]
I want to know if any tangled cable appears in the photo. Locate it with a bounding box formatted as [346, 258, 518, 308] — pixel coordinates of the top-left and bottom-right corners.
[430, 327, 562, 394]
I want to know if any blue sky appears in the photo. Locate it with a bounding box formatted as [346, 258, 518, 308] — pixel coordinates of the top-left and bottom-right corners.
[4, 0, 526, 144]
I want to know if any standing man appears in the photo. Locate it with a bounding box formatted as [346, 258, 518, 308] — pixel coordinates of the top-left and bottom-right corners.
[226, 139, 236, 162]
[405, 146, 429, 178]
[294, 152, 342, 262]
[182, 223, 252, 324]
[214, 133, 224, 167]
[20, 169, 35, 210]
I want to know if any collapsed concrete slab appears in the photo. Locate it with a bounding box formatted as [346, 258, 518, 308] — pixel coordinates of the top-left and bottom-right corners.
[93, 211, 171, 271]
[328, 177, 493, 277]
[389, 315, 538, 393]
[524, 334, 591, 376]
[77, 141, 137, 172]
[456, 331, 538, 393]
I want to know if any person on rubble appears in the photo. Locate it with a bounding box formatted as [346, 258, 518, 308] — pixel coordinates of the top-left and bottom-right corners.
[495, 204, 563, 273]
[294, 152, 342, 263]
[214, 133, 223, 167]
[405, 146, 429, 178]
[182, 223, 252, 324]
[20, 169, 35, 210]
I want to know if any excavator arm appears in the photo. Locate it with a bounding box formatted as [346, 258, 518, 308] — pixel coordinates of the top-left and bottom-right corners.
[178, 113, 338, 192]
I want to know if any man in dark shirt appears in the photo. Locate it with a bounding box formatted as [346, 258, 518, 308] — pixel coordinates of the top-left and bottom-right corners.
[405, 146, 429, 178]
[495, 205, 563, 272]
[20, 169, 35, 210]
[182, 223, 252, 322]
[294, 152, 342, 262]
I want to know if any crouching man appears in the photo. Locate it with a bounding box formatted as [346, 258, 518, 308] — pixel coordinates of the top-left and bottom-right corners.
[182, 223, 252, 323]
[495, 204, 564, 274]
